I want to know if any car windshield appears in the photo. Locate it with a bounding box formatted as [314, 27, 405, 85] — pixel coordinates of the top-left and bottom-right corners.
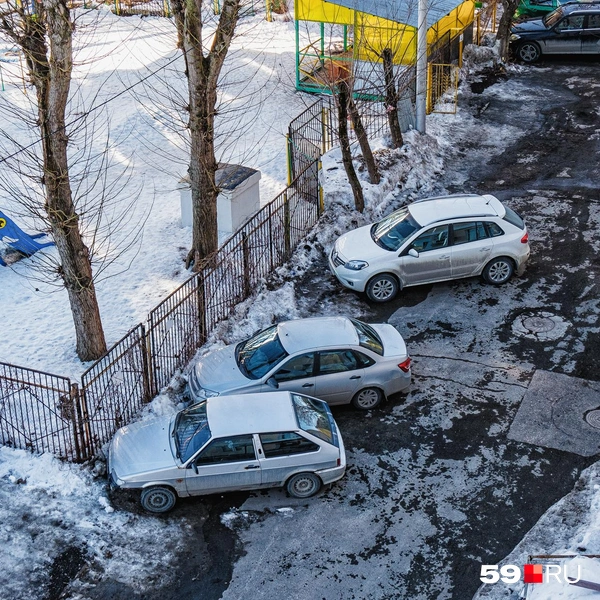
[174, 401, 211, 463]
[350, 318, 384, 355]
[292, 393, 335, 445]
[371, 207, 421, 251]
[235, 325, 289, 380]
[543, 6, 564, 27]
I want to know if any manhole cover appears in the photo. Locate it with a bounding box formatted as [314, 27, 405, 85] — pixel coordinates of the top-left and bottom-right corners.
[585, 410, 600, 429]
[512, 311, 570, 341]
[521, 316, 556, 333]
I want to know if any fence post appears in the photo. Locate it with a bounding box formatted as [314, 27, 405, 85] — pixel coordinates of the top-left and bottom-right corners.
[286, 133, 293, 186]
[426, 63, 433, 115]
[242, 231, 251, 298]
[140, 324, 152, 403]
[283, 190, 291, 259]
[197, 273, 208, 347]
[268, 203, 274, 271]
[74, 382, 92, 461]
[321, 104, 328, 155]
[69, 382, 83, 462]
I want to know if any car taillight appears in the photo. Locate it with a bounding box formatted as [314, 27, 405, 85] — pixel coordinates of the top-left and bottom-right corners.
[521, 232, 529, 244]
[398, 357, 412, 372]
[337, 458, 341, 467]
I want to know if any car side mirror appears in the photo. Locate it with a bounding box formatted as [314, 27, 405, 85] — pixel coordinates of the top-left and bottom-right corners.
[408, 248, 419, 258]
[190, 462, 198, 474]
[266, 377, 279, 389]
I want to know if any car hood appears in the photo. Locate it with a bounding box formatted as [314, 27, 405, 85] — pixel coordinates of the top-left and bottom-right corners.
[193, 345, 251, 393]
[512, 18, 547, 34]
[109, 417, 176, 480]
[370, 323, 408, 358]
[335, 224, 393, 262]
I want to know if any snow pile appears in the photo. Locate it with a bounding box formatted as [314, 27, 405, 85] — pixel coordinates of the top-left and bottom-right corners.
[0, 447, 189, 599]
[474, 462, 600, 599]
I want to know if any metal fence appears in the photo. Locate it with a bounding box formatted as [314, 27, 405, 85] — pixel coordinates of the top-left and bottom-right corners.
[0, 362, 84, 461]
[80, 325, 151, 459]
[113, 0, 171, 16]
[0, 159, 320, 461]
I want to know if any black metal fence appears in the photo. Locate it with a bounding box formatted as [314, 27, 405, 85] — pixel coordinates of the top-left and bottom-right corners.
[0, 362, 84, 461]
[0, 160, 320, 461]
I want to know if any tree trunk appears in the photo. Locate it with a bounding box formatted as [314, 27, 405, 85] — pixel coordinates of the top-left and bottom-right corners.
[172, 0, 241, 271]
[337, 81, 364, 212]
[14, 0, 107, 361]
[346, 92, 380, 185]
[496, 0, 520, 60]
[382, 48, 403, 148]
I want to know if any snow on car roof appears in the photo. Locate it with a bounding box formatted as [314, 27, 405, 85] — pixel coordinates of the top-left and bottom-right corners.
[408, 194, 505, 227]
[277, 316, 359, 355]
[206, 392, 299, 437]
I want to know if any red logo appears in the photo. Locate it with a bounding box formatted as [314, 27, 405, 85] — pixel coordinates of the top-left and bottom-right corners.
[523, 564, 543, 584]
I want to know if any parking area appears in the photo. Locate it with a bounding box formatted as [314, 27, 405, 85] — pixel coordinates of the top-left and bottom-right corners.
[83, 62, 600, 600]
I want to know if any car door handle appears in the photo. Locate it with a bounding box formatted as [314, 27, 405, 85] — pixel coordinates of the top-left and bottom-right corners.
[439, 255, 450, 260]
[480, 247, 491, 252]
[302, 383, 314, 388]
[350, 375, 361, 380]
[245, 465, 260, 470]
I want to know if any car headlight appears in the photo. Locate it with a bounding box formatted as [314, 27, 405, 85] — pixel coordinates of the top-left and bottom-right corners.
[510, 34, 521, 41]
[345, 260, 369, 271]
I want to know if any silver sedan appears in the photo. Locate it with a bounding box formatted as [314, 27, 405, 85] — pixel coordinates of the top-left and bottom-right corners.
[188, 316, 412, 410]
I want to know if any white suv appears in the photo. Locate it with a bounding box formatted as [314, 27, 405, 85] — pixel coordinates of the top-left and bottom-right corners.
[329, 194, 530, 302]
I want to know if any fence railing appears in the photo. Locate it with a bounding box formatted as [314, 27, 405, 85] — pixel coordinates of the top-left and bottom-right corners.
[0, 159, 320, 461]
[0, 362, 84, 461]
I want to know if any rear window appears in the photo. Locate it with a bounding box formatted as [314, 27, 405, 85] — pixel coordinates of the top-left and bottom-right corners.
[350, 318, 384, 355]
[502, 206, 525, 230]
[291, 394, 335, 445]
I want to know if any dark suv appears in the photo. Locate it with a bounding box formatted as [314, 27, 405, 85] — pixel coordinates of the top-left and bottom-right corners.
[510, 0, 600, 62]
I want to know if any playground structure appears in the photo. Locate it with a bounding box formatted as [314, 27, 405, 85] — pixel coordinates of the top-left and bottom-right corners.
[0, 210, 54, 266]
[294, 0, 474, 110]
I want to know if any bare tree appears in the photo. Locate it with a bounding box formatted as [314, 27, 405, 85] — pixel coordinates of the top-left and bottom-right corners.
[382, 48, 403, 148]
[496, 0, 520, 60]
[171, 0, 242, 270]
[0, 0, 107, 361]
[336, 79, 365, 212]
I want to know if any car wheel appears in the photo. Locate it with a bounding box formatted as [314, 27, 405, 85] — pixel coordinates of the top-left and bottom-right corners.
[482, 257, 514, 285]
[286, 472, 322, 498]
[352, 387, 384, 410]
[140, 486, 177, 513]
[518, 42, 541, 63]
[366, 274, 399, 303]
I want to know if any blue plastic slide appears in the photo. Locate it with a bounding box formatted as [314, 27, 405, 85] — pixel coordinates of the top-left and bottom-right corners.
[0, 210, 54, 266]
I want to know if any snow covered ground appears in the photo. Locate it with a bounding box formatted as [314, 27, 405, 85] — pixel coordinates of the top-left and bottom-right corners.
[1, 4, 600, 600]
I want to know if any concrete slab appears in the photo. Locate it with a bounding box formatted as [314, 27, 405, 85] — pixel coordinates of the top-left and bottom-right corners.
[508, 370, 600, 456]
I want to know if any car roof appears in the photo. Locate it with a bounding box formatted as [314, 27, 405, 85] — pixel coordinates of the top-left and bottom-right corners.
[277, 316, 359, 354]
[408, 193, 505, 227]
[560, 1, 600, 12]
[206, 392, 299, 437]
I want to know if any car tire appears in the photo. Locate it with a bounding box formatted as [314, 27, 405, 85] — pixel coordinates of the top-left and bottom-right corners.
[366, 274, 399, 303]
[518, 42, 541, 63]
[286, 472, 322, 498]
[140, 486, 177, 513]
[482, 257, 514, 285]
[352, 387, 384, 410]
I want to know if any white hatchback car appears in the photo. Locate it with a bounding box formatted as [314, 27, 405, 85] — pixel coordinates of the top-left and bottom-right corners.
[108, 392, 346, 513]
[329, 194, 530, 302]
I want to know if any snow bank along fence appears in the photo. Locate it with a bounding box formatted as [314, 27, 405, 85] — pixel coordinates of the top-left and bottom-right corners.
[0, 160, 320, 462]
